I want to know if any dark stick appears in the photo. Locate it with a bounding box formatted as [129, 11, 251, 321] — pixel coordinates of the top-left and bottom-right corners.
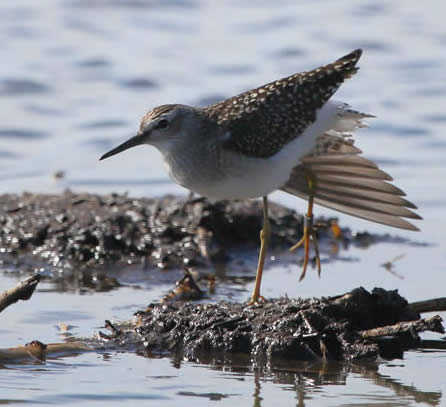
[409, 297, 446, 313]
[359, 315, 444, 339]
[0, 274, 41, 313]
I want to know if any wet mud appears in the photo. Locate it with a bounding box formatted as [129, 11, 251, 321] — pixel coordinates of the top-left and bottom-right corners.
[0, 191, 348, 275]
[1, 193, 443, 363]
[106, 287, 444, 362]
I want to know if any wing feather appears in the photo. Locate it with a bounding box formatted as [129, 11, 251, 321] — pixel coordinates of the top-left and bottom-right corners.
[281, 154, 421, 231]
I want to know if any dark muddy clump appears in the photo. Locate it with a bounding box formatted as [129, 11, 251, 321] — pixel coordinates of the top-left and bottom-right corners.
[0, 191, 342, 272]
[123, 287, 443, 362]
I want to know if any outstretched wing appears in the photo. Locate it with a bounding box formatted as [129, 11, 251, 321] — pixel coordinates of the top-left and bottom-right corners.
[203, 49, 363, 158]
[281, 131, 421, 231]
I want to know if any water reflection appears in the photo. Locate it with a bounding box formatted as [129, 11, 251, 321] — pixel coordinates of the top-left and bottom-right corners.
[189, 357, 443, 406]
[1, 340, 443, 406]
[79, 119, 129, 130]
[0, 79, 49, 96]
[0, 129, 49, 139]
[117, 77, 159, 90]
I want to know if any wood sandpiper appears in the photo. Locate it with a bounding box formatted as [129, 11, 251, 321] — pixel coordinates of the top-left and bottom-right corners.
[100, 49, 421, 304]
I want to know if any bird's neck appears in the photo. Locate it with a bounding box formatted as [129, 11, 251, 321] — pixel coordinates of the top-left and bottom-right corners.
[158, 130, 222, 190]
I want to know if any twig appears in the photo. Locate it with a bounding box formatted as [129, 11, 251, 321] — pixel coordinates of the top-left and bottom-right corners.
[0, 341, 92, 363]
[418, 339, 446, 350]
[409, 297, 446, 313]
[0, 274, 41, 313]
[105, 320, 121, 336]
[359, 315, 444, 339]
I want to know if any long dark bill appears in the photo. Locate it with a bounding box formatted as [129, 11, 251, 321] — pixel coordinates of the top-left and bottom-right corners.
[99, 134, 143, 161]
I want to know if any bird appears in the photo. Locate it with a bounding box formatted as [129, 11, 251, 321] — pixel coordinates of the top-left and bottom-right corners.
[100, 49, 421, 304]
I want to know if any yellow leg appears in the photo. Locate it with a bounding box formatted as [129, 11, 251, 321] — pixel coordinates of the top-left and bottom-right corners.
[249, 196, 270, 304]
[289, 177, 321, 281]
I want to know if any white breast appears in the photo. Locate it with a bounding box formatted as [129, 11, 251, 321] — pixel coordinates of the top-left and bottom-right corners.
[160, 100, 345, 200]
[190, 100, 343, 200]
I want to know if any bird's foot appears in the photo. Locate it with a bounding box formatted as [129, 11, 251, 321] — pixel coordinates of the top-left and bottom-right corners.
[248, 293, 266, 305]
[289, 214, 321, 281]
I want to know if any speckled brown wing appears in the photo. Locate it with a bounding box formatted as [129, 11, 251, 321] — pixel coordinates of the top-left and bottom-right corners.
[203, 49, 363, 158]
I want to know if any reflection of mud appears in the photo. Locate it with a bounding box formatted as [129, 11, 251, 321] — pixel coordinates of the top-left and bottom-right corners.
[0, 192, 416, 285]
[354, 363, 442, 406]
[204, 359, 442, 406]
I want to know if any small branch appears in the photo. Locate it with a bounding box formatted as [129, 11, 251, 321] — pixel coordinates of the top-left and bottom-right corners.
[409, 297, 446, 313]
[359, 315, 444, 339]
[418, 339, 446, 351]
[105, 320, 121, 336]
[0, 274, 41, 313]
[0, 341, 92, 364]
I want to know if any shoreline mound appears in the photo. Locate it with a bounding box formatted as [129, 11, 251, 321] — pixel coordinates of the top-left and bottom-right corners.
[110, 287, 444, 362]
[0, 191, 362, 274]
[0, 278, 444, 365]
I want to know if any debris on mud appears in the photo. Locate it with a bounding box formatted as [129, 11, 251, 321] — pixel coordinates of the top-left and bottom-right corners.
[105, 287, 444, 362]
[0, 191, 355, 274]
[2, 285, 443, 365]
[160, 269, 205, 303]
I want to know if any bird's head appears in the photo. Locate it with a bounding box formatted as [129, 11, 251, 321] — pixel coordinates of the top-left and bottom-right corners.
[99, 104, 195, 161]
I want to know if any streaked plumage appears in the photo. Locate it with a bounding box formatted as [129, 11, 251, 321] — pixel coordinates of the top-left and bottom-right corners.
[204, 49, 362, 158]
[100, 49, 420, 303]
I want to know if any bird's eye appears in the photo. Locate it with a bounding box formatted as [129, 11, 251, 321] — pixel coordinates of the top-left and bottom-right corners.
[155, 119, 169, 130]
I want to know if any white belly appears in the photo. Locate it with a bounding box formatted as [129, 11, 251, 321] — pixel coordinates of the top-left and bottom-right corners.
[163, 100, 343, 200]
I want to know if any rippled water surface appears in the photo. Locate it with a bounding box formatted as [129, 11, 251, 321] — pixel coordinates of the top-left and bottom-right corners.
[1, 0, 446, 405]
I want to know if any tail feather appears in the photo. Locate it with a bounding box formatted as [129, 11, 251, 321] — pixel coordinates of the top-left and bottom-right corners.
[309, 182, 418, 209]
[305, 153, 377, 168]
[310, 189, 421, 219]
[293, 170, 407, 195]
[307, 164, 393, 181]
[312, 195, 419, 231]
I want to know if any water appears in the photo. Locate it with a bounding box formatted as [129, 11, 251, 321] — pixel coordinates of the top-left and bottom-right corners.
[1, 0, 446, 405]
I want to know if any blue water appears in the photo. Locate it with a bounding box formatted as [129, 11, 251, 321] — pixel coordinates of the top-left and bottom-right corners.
[1, 0, 446, 405]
